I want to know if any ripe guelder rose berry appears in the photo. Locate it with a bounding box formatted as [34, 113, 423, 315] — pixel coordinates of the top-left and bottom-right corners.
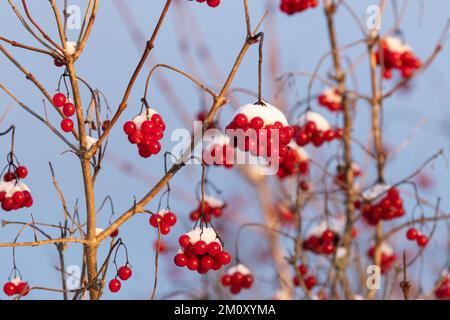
[434, 273, 450, 300]
[293, 111, 343, 148]
[292, 264, 317, 290]
[318, 88, 343, 112]
[0, 167, 33, 212]
[361, 185, 405, 225]
[303, 217, 344, 255]
[277, 142, 309, 179]
[376, 37, 422, 79]
[221, 264, 254, 295]
[192, 0, 221, 8]
[174, 227, 231, 274]
[189, 196, 226, 222]
[225, 102, 294, 162]
[279, 0, 318, 15]
[367, 242, 396, 274]
[203, 134, 235, 168]
[52, 93, 77, 133]
[3, 278, 29, 297]
[149, 209, 177, 235]
[123, 108, 166, 158]
[406, 227, 428, 247]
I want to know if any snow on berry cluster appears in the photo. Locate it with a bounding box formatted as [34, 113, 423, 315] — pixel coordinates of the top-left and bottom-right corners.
[3, 278, 30, 297]
[376, 37, 422, 79]
[293, 111, 343, 147]
[279, 0, 318, 15]
[189, 196, 226, 222]
[277, 142, 309, 179]
[435, 272, 450, 300]
[203, 134, 235, 169]
[367, 242, 396, 273]
[303, 218, 344, 255]
[149, 209, 177, 235]
[123, 108, 165, 158]
[225, 102, 294, 161]
[221, 264, 254, 295]
[0, 166, 33, 212]
[174, 227, 231, 274]
[292, 264, 317, 290]
[109, 265, 133, 293]
[318, 88, 343, 112]
[191, 0, 221, 8]
[361, 185, 405, 225]
[405, 227, 429, 247]
[53, 92, 76, 133]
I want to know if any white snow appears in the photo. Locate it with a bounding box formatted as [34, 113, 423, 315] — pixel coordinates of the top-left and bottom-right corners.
[185, 227, 221, 246]
[0, 180, 30, 197]
[322, 88, 342, 103]
[384, 36, 411, 53]
[65, 42, 77, 55]
[298, 111, 331, 131]
[233, 102, 288, 126]
[362, 183, 391, 200]
[287, 141, 309, 160]
[204, 195, 224, 208]
[86, 136, 97, 149]
[306, 216, 345, 238]
[227, 263, 251, 275]
[379, 242, 394, 256]
[132, 108, 159, 130]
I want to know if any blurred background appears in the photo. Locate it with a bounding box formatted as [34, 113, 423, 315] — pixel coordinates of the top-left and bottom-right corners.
[0, 0, 449, 299]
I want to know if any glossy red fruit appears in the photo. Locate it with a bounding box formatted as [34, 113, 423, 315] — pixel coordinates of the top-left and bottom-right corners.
[217, 251, 231, 265]
[230, 285, 241, 294]
[53, 93, 67, 107]
[12, 191, 24, 205]
[109, 279, 121, 293]
[118, 266, 132, 281]
[3, 282, 17, 296]
[207, 242, 221, 257]
[61, 118, 74, 132]
[194, 241, 208, 255]
[234, 113, 248, 127]
[406, 228, 418, 241]
[110, 229, 119, 238]
[159, 223, 170, 235]
[187, 257, 199, 270]
[16, 166, 28, 179]
[123, 121, 136, 135]
[207, 0, 220, 8]
[322, 229, 335, 243]
[250, 116, 264, 130]
[221, 275, 232, 286]
[305, 276, 317, 289]
[174, 253, 188, 267]
[231, 272, 243, 286]
[200, 256, 214, 271]
[242, 274, 254, 288]
[63, 103, 75, 117]
[323, 243, 334, 255]
[179, 235, 191, 248]
[417, 234, 428, 247]
[163, 212, 177, 227]
[16, 282, 29, 296]
[4, 171, 15, 182]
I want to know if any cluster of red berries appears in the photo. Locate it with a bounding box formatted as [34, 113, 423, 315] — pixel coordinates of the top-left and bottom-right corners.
[53, 93, 76, 133]
[376, 37, 422, 79]
[149, 209, 177, 235]
[109, 265, 133, 293]
[367, 243, 396, 273]
[191, 0, 220, 8]
[294, 112, 343, 147]
[1, 166, 33, 211]
[318, 88, 343, 112]
[123, 109, 165, 158]
[226, 103, 294, 161]
[293, 264, 317, 290]
[277, 144, 309, 179]
[406, 228, 429, 247]
[3, 279, 30, 297]
[203, 136, 234, 169]
[362, 188, 404, 225]
[279, 0, 318, 15]
[189, 197, 225, 222]
[197, 111, 216, 130]
[303, 228, 340, 255]
[221, 264, 254, 295]
[174, 228, 231, 274]
[435, 274, 450, 299]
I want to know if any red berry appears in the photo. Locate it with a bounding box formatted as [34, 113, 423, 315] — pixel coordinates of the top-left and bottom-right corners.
[16, 166, 28, 179]
[159, 223, 170, 235]
[163, 212, 177, 227]
[12, 191, 24, 206]
[61, 118, 74, 132]
[207, 0, 220, 8]
[179, 235, 191, 248]
[174, 253, 188, 267]
[16, 282, 30, 296]
[230, 285, 241, 294]
[417, 234, 428, 247]
[234, 113, 248, 128]
[323, 243, 334, 255]
[217, 251, 231, 265]
[406, 228, 418, 241]
[305, 121, 317, 133]
[194, 241, 208, 255]
[200, 256, 214, 271]
[231, 272, 243, 286]
[242, 274, 254, 288]
[207, 242, 221, 256]
[250, 116, 264, 130]
[3, 282, 17, 296]
[221, 275, 232, 286]
[53, 93, 67, 107]
[305, 276, 317, 289]
[109, 279, 121, 293]
[63, 103, 75, 117]
[187, 257, 199, 270]
[4, 171, 15, 182]
[322, 229, 335, 243]
[123, 121, 136, 135]
[110, 229, 119, 238]
[118, 266, 132, 281]
[151, 114, 163, 126]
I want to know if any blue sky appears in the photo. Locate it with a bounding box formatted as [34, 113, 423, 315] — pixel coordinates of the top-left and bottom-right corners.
[1, 0, 449, 299]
